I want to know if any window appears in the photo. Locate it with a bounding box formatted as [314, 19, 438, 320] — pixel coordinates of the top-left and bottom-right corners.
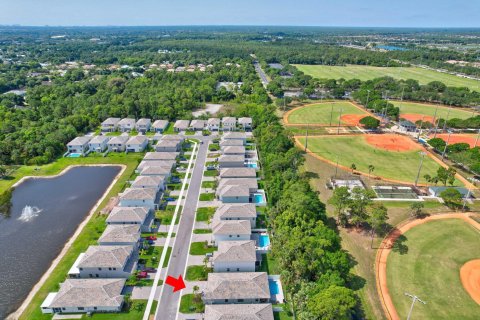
[113, 267, 116, 270]
[237, 268, 240, 271]
[229, 235, 232, 238]
[224, 299, 229, 303]
[98, 268, 102, 270]
[238, 299, 244, 302]
[227, 268, 230, 271]
[94, 307, 97, 310]
[108, 268, 112, 270]
[237, 235, 240, 237]
[78, 307, 84, 311]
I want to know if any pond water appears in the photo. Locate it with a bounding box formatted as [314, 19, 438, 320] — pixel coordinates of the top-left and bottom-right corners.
[0, 166, 121, 319]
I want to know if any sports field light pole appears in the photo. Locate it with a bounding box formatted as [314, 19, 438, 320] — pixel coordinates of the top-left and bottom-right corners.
[329, 103, 334, 126]
[337, 108, 343, 135]
[474, 128, 480, 148]
[404, 292, 426, 320]
[462, 186, 472, 211]
[305, 123, 309, 152]
[442, 105, 452, 132]
[430, 104, 439, 136]
[414, 152, 426, 186]
[417, 116, 425, 141]
[441, 130, 453, 161]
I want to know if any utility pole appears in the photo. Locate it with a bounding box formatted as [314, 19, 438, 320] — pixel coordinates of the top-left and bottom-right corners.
[441, 130, 452, 161]
[404, 292, 426, 320]
[366, 89, 371, 109]
[305, 124, 309, 152]
[430, 104, 439, 136]
[442, 105, 452, 132]
[329, 103, 334, 126]
[417, 115, 425, 141]
[414, 152, 426, 186]
[463, 186, 472, 211]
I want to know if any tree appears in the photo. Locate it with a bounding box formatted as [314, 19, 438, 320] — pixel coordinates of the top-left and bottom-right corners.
[304, 285, 357, 320]
[440, 188, 463, 210]
[409, 202, 425, 219]
[436, 167, 456, 186]
[349, 187, 374, 227]
[0, 166, 6, 179]
[328, 186, 351, 226]
[359, 116, 380, 130]
[350, 163, 356, 173]
[368, 203, 389, 247]
[428, 138, 446, 151]
[368, 165, 375, 178]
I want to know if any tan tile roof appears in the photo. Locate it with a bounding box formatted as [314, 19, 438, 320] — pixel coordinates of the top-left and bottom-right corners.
[219, 168, 256, 178]
[218, 178, 258, 191]
[218, 155, 245, 163]
[217, 185, 250, 198]
[220, 139, 244, 147]
[101, 118, 121, 125]
[216, 203, 256, 219]
[144, 152, 179, 160]
[238, 117, 253, 125]
[78, 245, 133, 268]
[222, 146, 246, 154]
[98, 225, 140, 244]
[140, 166, 171, 176]
[126, 135, 148, 145]
[131, 176, 164, 189]
[161, 135, 185, 141]
[174, 120, 190, 129]
[68, 136, 91, 146]
[208, 118, 220, 125]
[204, 272, 270, 300]
[89, 135, 110, 144]
[156, 140, 181, 148]
[136, 118, 151, 126]
[152, 119, 169, 129]
[49, 279, 125, 308]
[108, 136, 129, 144]
[212, 240, 256, 263]
[205, 304, 274, 320]
[120, 188, 157, 201]
[223, 132, 246, 140]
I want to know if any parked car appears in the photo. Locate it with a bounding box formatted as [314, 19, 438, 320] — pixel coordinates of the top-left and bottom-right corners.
[137, 271, 148, 279]
[146, 235, 157, 240]
[165, 197, 175, 201]
[144, 267, 157, 273]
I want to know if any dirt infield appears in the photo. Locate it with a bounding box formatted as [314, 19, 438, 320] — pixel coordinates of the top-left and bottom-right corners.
[400, 113, 435, 124]
[340, 114, 366, 126]
[376, 214, 480, 320]
[365, 134, 420, 152]
[433, 133, 478, 148]
[461, 259, 480, 305]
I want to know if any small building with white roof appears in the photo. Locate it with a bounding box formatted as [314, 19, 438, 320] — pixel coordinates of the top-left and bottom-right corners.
[220, 168, 256, 179]
[98, 225, 141, 246]
[174, 120, 190, 132]
[204, 304, 274, 320]
[207, 118, 221, 131]
[238, 117, 253, 130]
[190, 119, 207, 131]
[221, 146, 246, 155]
[217, 185, 250, 203]
[155, 139, 182, 152]
[215, 203, 257, 228]
[218, 155, 245, 168]
[130, 175, 165, 192]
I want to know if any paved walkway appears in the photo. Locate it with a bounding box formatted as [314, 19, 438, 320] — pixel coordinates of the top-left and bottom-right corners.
[132, 286, 163, 300]
[154, 136, 211, 320]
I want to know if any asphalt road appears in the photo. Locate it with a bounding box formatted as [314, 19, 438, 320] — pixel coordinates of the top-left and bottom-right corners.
[154, 136, 210, 320]
[254, 61, 269, 87]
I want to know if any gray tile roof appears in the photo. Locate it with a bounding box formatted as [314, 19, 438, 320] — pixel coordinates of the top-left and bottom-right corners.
[67, 136, 91, 146]
[217, 185, 250, 198]
[220, 139, 244, 147]
[49, 278, 125, 308]
[174, 120, 190, 129]
[161, 135, 185, 141]
[89, 135, 110, 144]
[219, 168, 256, 178]
[222, 146, 246, 154]
[144, 152, 179, 161]
[101, 118, 121, 126]
[98, 225, 141, 244]
[130, 175, 164, 189]
[118, 118, 136, 126]
[223, 132, 246, 140]
[136, 118, 151, 126]
[212, 220, 251, 235]
[216, 203, 256, 219]
[208, 118, 220, 125]
[78, 245, 133, 268]
[108, 136, 129, 145]
[238, 117, 253, 125]
[138, 160, 175, 171]
[140, 166, 172, 176]
[190, 119, 207, 129]
[152, 119, 169, 129]
[126, 135, 148, 145]
[222, 117, 236, 124]
[212, 240, 256, 263]
[218, 178, 258, 191]
[156, 140, 181, 148]
[107, 206, 150, 224]
[204, 272, 270, 300]
[205, 304, 274, 320]
[218, 155, 245, 163]
[120, 188, 157, 201]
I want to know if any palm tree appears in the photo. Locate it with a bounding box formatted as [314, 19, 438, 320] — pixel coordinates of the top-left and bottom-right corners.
[192, 285, 199, 295]
[368, 165, 375, 178]
[350, 163, 357, 173]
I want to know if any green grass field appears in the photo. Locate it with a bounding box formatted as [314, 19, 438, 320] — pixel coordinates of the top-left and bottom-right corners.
[393, 101, 476, 120]
[287, 101, 367, 125]
[297, 136, 445, 185]
[387, 219, 480, 319]
[294, 64, 480, 92]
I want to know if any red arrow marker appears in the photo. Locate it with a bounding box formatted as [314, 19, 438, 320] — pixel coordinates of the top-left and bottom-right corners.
[165, 275, 186, 292]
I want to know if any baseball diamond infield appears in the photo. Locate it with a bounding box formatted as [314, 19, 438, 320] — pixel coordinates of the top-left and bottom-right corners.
[376, 214, 480, 320]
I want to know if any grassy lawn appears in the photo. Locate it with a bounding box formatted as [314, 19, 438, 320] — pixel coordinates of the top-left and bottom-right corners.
[185, 265, 212, 281]
[155, 206, 182, 225]
[208, 143, 220, 151]
[83, 299, 155, 319]
[163, 123, 177, 135]
[387, 219, 480, 319]
[393, 101, 475, 119]
[201, 181, 216, 189]
[259, 253, 281, 275]
[17, 153, 143, 320]
[203, 170, 218, 177]
[179, 294, 204, 313]
[196, 207, 215, 221]
[287, 101, 367, 125]
[199, 193, 215, 201]
[190, 242, 216, 255]
[256, 214, 267, 228]
[294, 64, 480, 92]
[193, 229, 212, 234]
[274, 311, 293, 320]
[297, 136, 445, 185]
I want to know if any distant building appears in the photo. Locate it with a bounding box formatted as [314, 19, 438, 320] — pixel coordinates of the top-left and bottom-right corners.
[174, 120, 190, 132]
[107, 135, 129, 152]
[135, 118, 151, 133]
[399, 120, 417, 132]
[118, 118, 136, 132]
[101, 118, 121, 132]
[88, 136, 110, 153]
[126, 135, 148, 152]
[152, 120, 169, 133]
[67, 136, 91, 156]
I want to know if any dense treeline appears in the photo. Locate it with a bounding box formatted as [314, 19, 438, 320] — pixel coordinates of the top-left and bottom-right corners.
[232, 104, 358, 319]
[0, 62, 269, 165]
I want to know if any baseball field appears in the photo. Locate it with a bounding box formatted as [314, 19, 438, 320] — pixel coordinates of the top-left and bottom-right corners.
[386, 219, 480, 319]
[394, 101, 476, 123]
[284, 101, 370, 126]
[296, 134, 445, 185]
[294, 64, 480, 92]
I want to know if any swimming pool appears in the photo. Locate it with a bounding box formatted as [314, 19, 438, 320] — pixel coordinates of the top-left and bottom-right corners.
[67, 153, 82, 158]
[259, 234, 270, 247]
[246, 162, 258, 168]
[268, 280, 280, 295]
[253, 193, 265, 204]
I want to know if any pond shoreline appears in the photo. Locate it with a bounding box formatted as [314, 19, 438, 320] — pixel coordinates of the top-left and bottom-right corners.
[7, 164, 126, 320]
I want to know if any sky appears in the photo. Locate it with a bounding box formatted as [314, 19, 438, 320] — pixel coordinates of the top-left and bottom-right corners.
[1, 0, 479, 28]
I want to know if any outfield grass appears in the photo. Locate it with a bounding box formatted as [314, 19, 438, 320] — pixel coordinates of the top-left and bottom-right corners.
[393, 101, 475, 119]
[387, 219, 480, 319]
[16, 153, 142, 320]
[286, 101, 367, 125]
[297, 136, 444, 185]
[294, 64, 480, 92]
